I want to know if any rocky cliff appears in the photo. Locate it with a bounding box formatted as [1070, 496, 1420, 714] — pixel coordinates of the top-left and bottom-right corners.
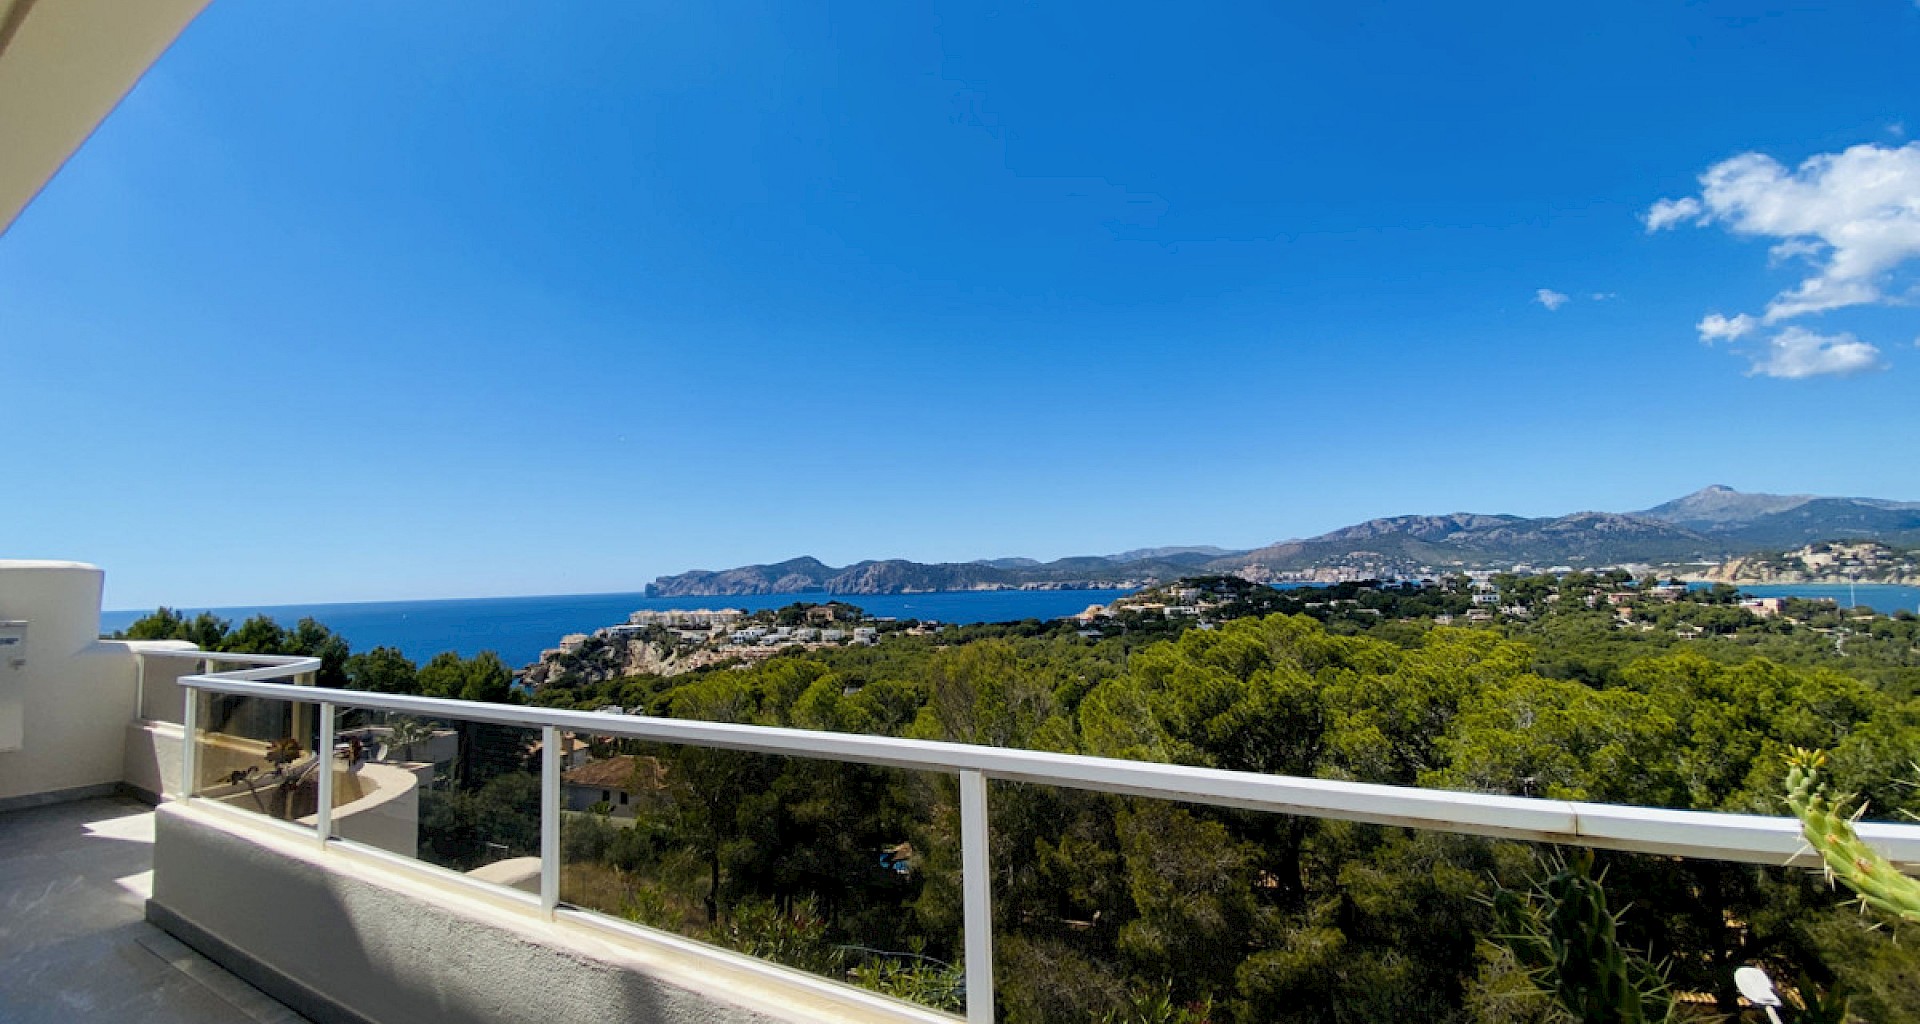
[1697, 541, 1920, 585]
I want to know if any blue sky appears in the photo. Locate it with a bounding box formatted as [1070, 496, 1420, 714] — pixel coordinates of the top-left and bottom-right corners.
[5, 1, 1919, 608]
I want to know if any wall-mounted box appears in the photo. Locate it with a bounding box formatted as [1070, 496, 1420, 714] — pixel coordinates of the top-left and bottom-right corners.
[0, 620, 24, 751]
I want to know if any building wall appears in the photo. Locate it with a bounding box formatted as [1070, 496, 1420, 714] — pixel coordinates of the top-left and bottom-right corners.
[136, 644, 202, 724]
[124, 719, 185, 802]
[564, 782, 637, 817]
[0, 561, 142, 807]
[121, 646, 220, 800]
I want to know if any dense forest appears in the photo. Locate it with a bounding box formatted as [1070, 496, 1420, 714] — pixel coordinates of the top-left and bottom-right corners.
[123, 576, 1920, 1021]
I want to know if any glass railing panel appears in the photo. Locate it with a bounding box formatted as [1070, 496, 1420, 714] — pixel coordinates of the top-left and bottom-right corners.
[190, 690, 322, 832]
[983, 780, 1905, 1023]
[558, 733, 966, 1014]
[329, 707, 542, 888]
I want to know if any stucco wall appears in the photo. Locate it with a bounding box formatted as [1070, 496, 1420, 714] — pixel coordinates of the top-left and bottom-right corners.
[124, 719, 184, 801]
[136, 645, 201, 724]
[150, 804, 948, 1024]
[0, 561, 141, 806]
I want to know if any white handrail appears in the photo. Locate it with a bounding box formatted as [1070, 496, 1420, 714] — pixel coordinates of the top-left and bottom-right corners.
[171, 655, 1920, 1023]
[131, 648, 321, 725]
[176, 671, 1920, 869]
[140, 648, 320, 665]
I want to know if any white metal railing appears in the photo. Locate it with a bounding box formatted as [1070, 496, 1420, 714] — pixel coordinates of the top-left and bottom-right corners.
[133, 647, 319, 726]
[171, 657, 1920, 1024]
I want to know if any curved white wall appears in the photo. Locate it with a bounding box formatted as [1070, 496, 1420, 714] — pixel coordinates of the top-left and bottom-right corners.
[303, 761, 422, 859]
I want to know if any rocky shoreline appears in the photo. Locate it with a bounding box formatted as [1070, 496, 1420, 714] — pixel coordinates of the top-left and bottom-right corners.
[1693, 541, 1920, 586]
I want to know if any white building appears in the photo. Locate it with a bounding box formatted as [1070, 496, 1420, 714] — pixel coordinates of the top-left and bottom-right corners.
[561, 754, 664, 818]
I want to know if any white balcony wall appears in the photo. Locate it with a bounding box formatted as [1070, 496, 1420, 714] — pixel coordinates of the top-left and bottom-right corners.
[137, 643, 200, 724]
[151, 803, 940, 1024]
[123, 642, 201, 801]
[0, 561, 143, 809]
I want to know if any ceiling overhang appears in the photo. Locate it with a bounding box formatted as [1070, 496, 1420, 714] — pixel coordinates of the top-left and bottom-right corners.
[0, 0, 212, 235]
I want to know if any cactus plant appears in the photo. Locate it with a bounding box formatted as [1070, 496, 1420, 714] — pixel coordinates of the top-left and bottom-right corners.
[1783, 747, 1920, 928]
[1492, 849, 1676, 1024]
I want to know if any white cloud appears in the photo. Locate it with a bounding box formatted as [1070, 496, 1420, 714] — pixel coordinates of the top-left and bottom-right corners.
[1591, 292, 1617, 301]
[1697, 313, 1759, 341]
[1746, 327, 1886, 379]
[1644, 196, 1703, 232]
[1535, 288, 1569, 310]
[1758, 276, 1883, 322]
[1656, 143, 1920, 322]
[1648, 141, 1920, 377]
[1767, 238, 1825, 265]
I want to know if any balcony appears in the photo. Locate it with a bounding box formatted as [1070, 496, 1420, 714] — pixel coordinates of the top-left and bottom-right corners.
[8, 560, 1920, 1022]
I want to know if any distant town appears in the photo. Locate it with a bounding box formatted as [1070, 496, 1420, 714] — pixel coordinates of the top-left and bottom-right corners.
[524, 603, 925, 689]
[527, 559, 1900, 694]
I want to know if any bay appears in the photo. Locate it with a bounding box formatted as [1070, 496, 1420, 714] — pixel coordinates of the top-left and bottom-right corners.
[102, 581, 1917, 676]
[1715, 582, 1920, 616]
[99, 588, 1134, 669]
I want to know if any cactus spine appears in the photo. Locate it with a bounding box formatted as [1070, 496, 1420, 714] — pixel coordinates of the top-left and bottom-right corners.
[1493, 849, 1675, 1024]
[1784, 747, 1920, 927]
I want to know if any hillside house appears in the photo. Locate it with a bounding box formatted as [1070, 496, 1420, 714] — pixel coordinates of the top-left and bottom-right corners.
[562, 754, 666, 817]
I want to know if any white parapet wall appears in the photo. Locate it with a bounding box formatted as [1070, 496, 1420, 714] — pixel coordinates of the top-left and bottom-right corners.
[122, 640, 201, 801]
[151, 802, 952, 1024]
[0, 560, 144, 809]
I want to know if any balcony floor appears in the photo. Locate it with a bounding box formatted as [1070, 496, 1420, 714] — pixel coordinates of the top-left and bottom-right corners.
[0, 796, 308, 1024]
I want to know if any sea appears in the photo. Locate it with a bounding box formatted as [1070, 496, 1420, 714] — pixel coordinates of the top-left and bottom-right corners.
[98, 588, 1135, 669]
[100, 582, 1920, 672]
[1700, 582, 1920, 617]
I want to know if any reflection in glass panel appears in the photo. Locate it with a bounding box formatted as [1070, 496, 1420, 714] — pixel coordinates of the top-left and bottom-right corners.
[558, 734, 964, 1014]
[330, 708, 541, 890]
[191, 692, 321, 831]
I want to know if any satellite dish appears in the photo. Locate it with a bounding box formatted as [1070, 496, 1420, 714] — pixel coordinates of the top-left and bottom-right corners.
[1734, 966, 1781, 1006]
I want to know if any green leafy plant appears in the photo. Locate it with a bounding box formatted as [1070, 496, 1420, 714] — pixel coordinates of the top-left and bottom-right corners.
[1097, 979, 1214, 1024]
[1784, 747, 1920, 928]
[1491, 849, 1676, 1024]
[846, 956, 965, 1013]
[706, 897, 846, 976]
[618, 881, 680, 932]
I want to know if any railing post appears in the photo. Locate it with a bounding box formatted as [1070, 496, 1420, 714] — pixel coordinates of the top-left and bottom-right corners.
[179, 674, 199, 801]
[959, 768, 994, 1023]
[134, 650, 147, 722]
[316, 701, 335, 843]
[541, 724, 561, 916]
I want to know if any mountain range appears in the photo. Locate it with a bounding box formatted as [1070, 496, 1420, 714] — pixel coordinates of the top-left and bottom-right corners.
[643, 486, 1920, 596]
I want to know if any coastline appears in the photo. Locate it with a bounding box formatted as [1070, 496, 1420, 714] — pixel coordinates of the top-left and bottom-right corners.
[1684, 573, 1920, 587]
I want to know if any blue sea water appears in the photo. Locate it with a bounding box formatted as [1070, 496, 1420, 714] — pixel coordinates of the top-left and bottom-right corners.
[100, 582, 1919, 674]
[99, 588, 1134, 669]
[1712, 582, 1920, 616]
